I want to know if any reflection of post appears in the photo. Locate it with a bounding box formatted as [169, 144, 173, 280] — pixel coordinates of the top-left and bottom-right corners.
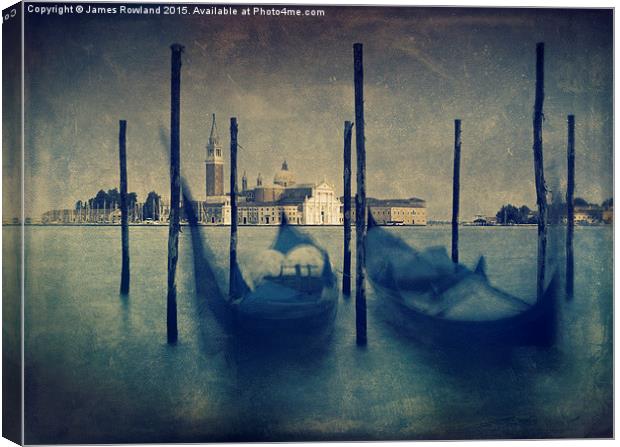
[566, 115, 575, 299]
[167, 43, 184, 344]
[532, 42, 547, 302]
[119, 120, 130, 295]
[451, 119, 461, 264]
[229, 117, 239, 299]
[354, 43, 367, 346]
[343, 120, 353, 297]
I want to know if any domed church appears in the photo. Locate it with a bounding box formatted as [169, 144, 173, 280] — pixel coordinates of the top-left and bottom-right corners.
[239, 159, 342, 225]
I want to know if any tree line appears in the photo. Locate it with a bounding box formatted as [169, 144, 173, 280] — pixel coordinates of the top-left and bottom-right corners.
[495, 197, 612, 225]
[75, 189, 163, 220]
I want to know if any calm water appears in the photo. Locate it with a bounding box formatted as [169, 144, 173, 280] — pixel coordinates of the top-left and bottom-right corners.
[13, 225, 613, 442]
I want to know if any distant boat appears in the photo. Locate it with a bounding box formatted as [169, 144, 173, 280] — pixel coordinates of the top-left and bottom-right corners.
[365, 214, 556, 347]
[230, 221, 338, 337]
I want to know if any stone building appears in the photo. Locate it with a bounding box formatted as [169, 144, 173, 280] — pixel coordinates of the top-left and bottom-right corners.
[297, 181, 342, 224]
[191, 199, 231, 225]
[237, 203, 301, 225]
[349, 197, 427, 225]
[236, 161, 342, 225]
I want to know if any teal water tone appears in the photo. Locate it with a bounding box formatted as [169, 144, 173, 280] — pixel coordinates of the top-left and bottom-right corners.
[16, 225, 612, 442]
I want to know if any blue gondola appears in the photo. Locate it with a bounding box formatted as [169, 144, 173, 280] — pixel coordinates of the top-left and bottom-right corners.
[182, 180, 337, 342]
[365, 214, 557, 347]
[230, 221, 338, 337]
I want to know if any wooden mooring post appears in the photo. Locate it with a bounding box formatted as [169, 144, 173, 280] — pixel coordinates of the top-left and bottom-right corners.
[353, 43, 367, 346]
[342, 120, 354, 297]
[451, 119, 461, 264]
[119, 119, 130, 295]
[566, 114, 575, 299]
[532, 42, 547, 302]
[167, 43, 184, 344]
[229, 117, 239, 299]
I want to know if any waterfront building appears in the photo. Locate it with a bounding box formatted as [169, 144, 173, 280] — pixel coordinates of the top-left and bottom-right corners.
[237, 203, 301, 225]
[41, 199, 170, 224]
[349, 197, 427, 225]
[486, 215, 498, 225]
[41, 209, 77, 224]
[296, 181, 342, 225]
[189, 199, 231, 224]
[182, 159, 342, 226]
[237, 161, 341, 225]
[41, 207, 117, 224]
[556, 203, 611, 225]
[472, 215, 489, 225]
[574, 205, 602, 225]
[470, 214, 496, 225]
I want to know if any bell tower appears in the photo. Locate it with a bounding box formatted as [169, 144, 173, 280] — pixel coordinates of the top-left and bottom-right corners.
[205, 113, 224, 197]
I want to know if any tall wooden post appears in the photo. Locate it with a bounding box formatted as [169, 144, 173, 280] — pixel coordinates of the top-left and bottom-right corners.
[533, 42, 547, 302]
[354, 43, 367, 346]
[451, 119, 461, 264]
[167, 43, 184, 344]
[566, 114, 575, 298]
[119, 120, 130, 295]
[229, 117, 239, 299]
[343, 120, 354, 296]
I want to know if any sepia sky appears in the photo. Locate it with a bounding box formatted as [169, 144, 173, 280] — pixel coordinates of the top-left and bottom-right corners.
[22, 4, 612, 220]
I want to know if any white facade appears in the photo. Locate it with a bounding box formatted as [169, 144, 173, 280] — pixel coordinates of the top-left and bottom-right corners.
[301, 181, 342, 224]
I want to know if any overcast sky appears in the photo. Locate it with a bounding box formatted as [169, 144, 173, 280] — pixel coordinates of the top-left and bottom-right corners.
[22, 5, 612, 220]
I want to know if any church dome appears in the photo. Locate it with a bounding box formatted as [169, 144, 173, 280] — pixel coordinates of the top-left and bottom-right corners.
[274, 160, 296, 187]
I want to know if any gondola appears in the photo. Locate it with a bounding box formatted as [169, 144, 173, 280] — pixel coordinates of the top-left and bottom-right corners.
[365, 215, 557, 347]
[181, 180, 338, 341]
[229, 220, 339, 337]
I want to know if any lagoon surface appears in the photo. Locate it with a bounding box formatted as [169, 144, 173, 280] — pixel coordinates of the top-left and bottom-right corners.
[12, 225, 613, 442]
